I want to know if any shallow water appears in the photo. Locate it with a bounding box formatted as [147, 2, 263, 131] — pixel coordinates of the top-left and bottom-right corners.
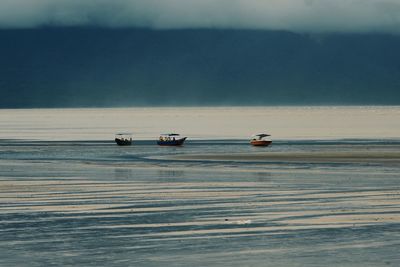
[0, 106, 399, 140]
[1, 138, 400, 267]
[1, 107, 400, 266]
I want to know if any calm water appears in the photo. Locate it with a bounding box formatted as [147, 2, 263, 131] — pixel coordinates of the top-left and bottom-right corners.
[0, 107, 400, 266]
[0, 106, 399, 140]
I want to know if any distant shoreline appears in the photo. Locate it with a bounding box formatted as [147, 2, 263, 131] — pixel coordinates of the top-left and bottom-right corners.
[1, 105, 400, 110]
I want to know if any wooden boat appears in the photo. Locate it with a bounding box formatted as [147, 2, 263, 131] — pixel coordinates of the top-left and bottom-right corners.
[250, 134, 272, 147]
[157, 133, 187, 146]
[115, 133, 132, 146]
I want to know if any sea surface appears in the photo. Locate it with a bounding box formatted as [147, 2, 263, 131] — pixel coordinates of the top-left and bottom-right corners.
[0, 106, 399, 267]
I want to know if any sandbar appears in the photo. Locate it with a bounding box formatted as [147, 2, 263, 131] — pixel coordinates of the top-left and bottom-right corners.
[172, 151, 400, 164]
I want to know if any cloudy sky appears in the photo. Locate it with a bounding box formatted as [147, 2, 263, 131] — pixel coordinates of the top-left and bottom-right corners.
[1, 0, 400, 33]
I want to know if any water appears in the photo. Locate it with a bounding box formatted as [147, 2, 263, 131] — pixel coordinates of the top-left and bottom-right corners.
[0, 106, 399, 140]
[0, 107, 400, 266]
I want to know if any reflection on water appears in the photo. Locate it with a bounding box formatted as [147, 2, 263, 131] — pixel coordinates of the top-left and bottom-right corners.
[113, 168, 134, 179]
[158, 169, 185, 178]
[0, 139, 400, 267]
[253, 172, 273, 182]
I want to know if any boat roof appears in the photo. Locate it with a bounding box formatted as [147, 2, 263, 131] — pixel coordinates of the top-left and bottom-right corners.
[160, 133, 180, 137]
[252, 133, 271, 137]
[115, 133, 133, 136]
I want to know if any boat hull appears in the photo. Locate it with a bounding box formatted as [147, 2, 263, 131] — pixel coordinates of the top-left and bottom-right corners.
[157, 137, 187, 146]
[250, 140, 272, 147]
[115, 139, 132, 146]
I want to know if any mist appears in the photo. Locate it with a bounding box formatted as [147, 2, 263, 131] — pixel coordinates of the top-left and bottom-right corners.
[1, 0, 400, 33]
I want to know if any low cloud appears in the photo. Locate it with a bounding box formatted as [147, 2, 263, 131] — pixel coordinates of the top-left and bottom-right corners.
[1, 0, 399, 33]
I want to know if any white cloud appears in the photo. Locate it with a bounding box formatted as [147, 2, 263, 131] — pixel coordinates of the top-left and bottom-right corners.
[0, 0, 399, 33]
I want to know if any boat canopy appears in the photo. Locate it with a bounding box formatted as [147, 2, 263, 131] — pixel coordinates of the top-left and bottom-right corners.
[160, 133, 180, 137]
[252, 133, 271, 138]
[115, 133, 133, 137]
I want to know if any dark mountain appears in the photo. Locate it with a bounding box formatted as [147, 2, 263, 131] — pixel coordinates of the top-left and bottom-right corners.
[1, 28, 399, 107]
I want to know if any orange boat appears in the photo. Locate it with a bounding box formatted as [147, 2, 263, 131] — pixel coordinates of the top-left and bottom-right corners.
[250, 134, 272, 147]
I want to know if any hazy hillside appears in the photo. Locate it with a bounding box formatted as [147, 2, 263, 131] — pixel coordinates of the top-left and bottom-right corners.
[1, 28, 399, 107]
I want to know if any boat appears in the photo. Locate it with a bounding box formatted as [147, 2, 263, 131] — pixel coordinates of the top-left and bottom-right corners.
[250, 133, 272, 147]
[157, 133, 187, 146]
[115, 133, 132, 146]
